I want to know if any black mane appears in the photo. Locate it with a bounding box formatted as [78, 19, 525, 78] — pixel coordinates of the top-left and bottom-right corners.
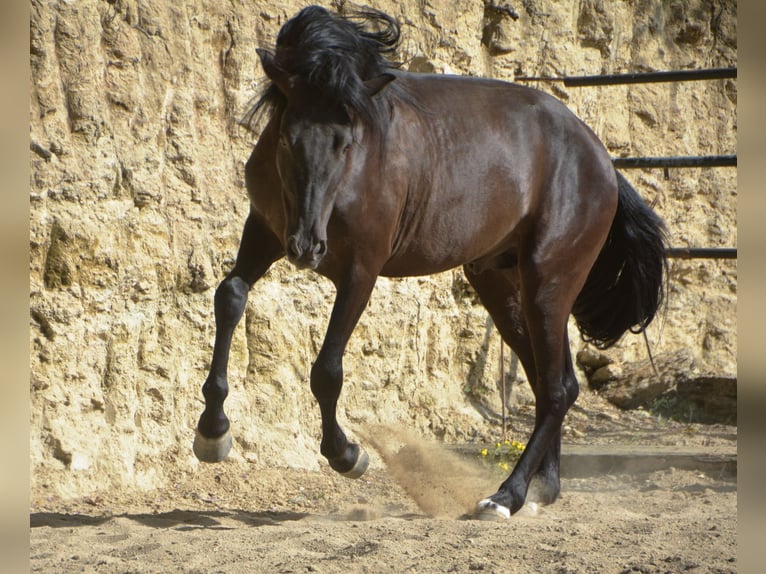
[241, 6, 402, 132]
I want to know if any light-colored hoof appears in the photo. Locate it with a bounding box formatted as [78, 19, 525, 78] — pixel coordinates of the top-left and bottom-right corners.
[475, 499, 539, 520]
[516, 501, 539, 517]
[193, 429, 232, 463]
[476, 498, 511, 521]
[339, 449, 369, 479]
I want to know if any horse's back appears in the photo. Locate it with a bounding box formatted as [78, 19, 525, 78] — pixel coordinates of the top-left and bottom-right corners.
[379, 72, 617, 276]
[396, 72, 612, 178]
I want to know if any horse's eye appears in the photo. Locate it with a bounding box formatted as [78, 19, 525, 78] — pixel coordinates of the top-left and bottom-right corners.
[333, 135, 351, 154]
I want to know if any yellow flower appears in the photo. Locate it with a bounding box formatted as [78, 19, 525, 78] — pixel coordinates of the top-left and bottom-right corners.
[479, 448, 488, 457]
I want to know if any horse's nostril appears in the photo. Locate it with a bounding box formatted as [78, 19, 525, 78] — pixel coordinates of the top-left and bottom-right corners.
[314, 240, 327, 257]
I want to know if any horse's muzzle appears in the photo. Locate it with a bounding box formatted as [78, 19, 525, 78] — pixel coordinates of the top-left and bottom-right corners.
[286, 234, 327, 269]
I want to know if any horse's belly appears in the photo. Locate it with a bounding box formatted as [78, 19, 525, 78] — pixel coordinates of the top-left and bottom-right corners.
[379, 254, 464, 277]
[380, 219, 519, 278]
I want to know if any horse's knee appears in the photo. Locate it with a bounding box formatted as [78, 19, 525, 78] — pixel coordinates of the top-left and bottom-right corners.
[214, 275, 250, 327]
[310, 351, 343, 401]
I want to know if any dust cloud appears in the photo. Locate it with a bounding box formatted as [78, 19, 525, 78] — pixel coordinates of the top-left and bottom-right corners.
[360, 425, 499, 518]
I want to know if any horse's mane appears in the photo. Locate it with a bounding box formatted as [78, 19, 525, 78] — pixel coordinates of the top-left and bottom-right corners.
[240, 6, 402, 133]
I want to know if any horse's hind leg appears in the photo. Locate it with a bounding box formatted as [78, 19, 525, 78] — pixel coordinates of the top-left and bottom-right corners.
[490, 260, 584, 515]
[468, 238, 599, 516]
[533, 330, 580, 501]
[464, 266, 573, 509]
[194, 213, 283, 462]
[523, 331, 580, 506]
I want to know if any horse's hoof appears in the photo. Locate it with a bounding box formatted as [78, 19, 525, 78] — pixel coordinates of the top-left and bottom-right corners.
[516, 501, 539, 517]
[339, 448, 369, 479]
[475, 498, 511, 521]
[193, 429, 232, 463]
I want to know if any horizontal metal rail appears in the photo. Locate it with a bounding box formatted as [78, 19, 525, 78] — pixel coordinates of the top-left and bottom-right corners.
[613, 155, 736, 169]
[514, 68, 737, 263]
[666, 248, 737, 260]
[515, 67, 737, 86]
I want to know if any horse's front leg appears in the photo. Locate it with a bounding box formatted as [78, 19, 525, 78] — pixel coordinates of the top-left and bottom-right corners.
[194, 213, 283, 462]
[311, 267, 378, 478]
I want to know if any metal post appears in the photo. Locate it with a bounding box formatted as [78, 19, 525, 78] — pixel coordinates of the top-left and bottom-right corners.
[500, 335, 507, 442]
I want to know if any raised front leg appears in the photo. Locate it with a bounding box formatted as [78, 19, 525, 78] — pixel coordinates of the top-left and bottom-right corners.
[311, 267, 378, 478]
[194, 213, 283, 462]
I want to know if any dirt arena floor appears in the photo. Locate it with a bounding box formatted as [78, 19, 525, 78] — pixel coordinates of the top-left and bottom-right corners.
[31, 417, 736, 574]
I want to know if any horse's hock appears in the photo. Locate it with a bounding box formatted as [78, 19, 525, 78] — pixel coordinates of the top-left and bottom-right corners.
[29, 0, 736, 499]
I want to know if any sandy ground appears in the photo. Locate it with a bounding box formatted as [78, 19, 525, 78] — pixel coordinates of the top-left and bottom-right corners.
[31, 412, 736, 574]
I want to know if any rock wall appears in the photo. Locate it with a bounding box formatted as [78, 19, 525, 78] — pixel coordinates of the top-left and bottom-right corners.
[29, 0, 736, 498]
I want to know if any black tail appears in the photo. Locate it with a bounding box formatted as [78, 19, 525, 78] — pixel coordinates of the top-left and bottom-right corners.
[573, 170, 668, 349]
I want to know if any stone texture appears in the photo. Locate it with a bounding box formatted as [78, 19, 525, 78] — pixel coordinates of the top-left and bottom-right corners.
[595, 349, 699, 410]
[676, 375, 737, 425]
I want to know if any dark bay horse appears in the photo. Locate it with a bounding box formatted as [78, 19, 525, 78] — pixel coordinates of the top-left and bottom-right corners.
[193, 6, 666, 519]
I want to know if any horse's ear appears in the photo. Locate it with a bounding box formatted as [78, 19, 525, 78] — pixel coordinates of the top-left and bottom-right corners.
[257, 48, 294, 96]
[364, 73, 396, 97]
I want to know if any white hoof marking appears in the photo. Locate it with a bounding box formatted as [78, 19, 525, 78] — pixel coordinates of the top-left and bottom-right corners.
[193, 429, 233, 463]
[340, 449, 369, 479]
[476, 498, 511, 520]
[516, 501, 539, 517]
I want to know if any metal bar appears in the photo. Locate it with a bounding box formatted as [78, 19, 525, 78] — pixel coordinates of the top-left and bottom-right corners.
[515, 67, 737, 86]
[666, 248, 737, 260]
[612, 155, 736, 169]
[499, 337, 507, 443]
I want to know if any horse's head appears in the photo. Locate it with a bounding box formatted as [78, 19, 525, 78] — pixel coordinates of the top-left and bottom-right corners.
[257, 47, 394, 269]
